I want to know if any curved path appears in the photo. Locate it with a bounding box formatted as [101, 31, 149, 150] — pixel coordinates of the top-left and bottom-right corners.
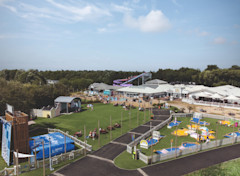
[52, 109, 240, 176]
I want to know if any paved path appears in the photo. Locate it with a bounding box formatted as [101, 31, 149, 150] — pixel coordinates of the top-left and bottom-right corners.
[53, 109, 240, 176]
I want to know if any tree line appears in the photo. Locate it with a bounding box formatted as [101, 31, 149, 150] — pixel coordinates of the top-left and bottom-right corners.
[0, 78, 69, 115]
[0, 65, 239, 115]
[1, 65, 239, 88]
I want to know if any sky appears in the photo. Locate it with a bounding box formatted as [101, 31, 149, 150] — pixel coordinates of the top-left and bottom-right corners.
[0, 0, 239, 71]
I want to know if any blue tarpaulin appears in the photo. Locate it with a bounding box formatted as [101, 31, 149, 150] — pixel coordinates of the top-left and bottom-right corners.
[29, 132, 75, 160]
[103, 90, 111, 96]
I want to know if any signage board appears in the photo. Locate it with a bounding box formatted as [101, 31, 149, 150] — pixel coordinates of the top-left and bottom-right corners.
[1, 121, 12, 166]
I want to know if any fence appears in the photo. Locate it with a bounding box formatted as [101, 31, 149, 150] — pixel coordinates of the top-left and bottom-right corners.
[48, 128, 92, 151]
[140, 136, 240, 164]
[137, 113, 240, 164]
[0, 148, 84, 176]
[201, 113, 235, 121]
[182, 98, 240, 110]
[0, 167, 15, 176]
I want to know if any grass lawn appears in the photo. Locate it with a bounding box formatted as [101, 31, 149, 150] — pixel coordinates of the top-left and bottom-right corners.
[114, 151, 147, 170]
[0, 150, 8, 170]
[29, 103, 151, 151]
[186, 158, 240, 176]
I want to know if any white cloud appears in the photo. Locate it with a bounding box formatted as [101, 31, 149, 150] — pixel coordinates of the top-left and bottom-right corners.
[171, 0, 181, 7]
[111, 4, 132, 13]
[133, 0, 140, 4]
[124, 10, 171, 33]
[46, 0, 111, 21]
[0, 0, 17, 13]
[97, 28, 107, 33]
[213, 37, 226, 44]
[0, 0, 111, 23]
[199, 31, 209, 36]
[193, 28, 209, 36]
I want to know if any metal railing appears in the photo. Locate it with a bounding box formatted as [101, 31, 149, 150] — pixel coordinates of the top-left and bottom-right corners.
[48, 128, 92, 151]
[0, 148, 84, 176]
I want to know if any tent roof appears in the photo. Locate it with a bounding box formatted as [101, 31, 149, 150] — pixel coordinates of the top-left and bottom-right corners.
[89, 83, 121, 91]
[117, 86, 156, 94]
[54, 96, 80, 103]
[145, 79, 168, 85]
[224, 95, 239, 100]
[194, 92, 212, 98]
[210, 93, 224, 99]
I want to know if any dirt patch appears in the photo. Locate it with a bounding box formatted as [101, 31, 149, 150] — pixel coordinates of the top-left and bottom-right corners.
[168, 100, 240, 119]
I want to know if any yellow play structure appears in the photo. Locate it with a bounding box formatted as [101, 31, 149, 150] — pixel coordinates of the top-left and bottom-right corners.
[172, 128, 189, 136]
[219, 120, 231, 126]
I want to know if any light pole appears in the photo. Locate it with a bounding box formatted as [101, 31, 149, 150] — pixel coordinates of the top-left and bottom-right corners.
[49, 137, 54, 171]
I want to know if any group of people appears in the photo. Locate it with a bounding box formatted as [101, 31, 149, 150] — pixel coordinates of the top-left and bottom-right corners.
[87, 104, 94, 111]
[88, 129, 97, 140]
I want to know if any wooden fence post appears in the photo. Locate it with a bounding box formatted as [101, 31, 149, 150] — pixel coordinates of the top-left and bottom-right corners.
[42, 140, 45, 176]
[98, 120, 100, 148]
[84, 125, 86, 156]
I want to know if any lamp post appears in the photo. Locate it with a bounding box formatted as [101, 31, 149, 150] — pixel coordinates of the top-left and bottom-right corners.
[49, 137, 54, 171]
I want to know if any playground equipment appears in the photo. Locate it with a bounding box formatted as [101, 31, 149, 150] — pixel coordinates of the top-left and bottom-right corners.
[219, 120, 231, 126]
[154, 147, 180, 154]
[190, 117, 210, 125]
[219, 120, 239, 127]
[154, 142, 199, 155]
[187, 124, 201, 130]
[140, 131, 164, 149]
[181, 142, 199, 149]
[224, 132, 240, 138]
[113, 72, 152, 87]
[167, 120, 181, 129]
[190, 132, 215, 142]
[193, 112, 203, 119]
[171, 128, 189, 136]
